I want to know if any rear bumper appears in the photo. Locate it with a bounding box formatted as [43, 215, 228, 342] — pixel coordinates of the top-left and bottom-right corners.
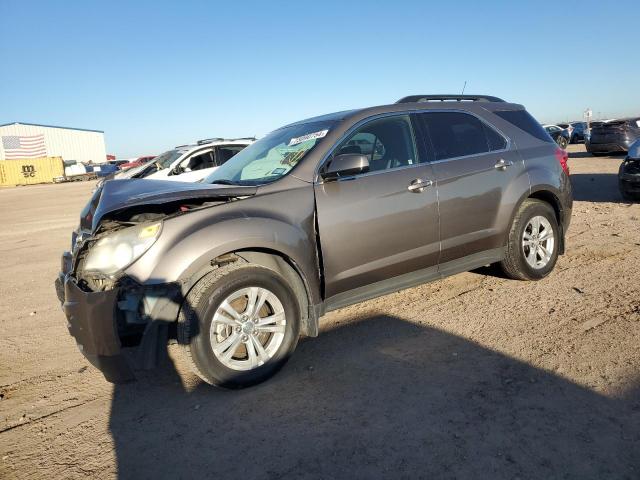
[619, 174, 640, 192]
[587, 142, 631, 154]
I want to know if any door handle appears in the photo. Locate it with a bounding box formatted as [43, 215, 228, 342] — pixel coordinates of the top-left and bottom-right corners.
[494, 159, 513, 171]
[408, 178, 433, 193]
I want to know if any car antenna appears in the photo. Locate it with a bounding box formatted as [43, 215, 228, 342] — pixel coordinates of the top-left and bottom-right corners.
[461, 80, 467, 95]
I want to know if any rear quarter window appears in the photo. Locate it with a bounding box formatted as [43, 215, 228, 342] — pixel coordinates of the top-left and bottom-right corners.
[484, 124, 507, 151]
[494, 110, 554, 143]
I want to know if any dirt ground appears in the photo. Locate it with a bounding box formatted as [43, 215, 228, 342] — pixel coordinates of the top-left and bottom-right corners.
[0, 144, 638, 479]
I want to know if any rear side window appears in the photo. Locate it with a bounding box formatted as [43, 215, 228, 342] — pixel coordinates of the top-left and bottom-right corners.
[484, 124, 507, 151]
[216, 145, 245, 166]
[186, 150, 215, 170]
[419, 112, 505, 161]
[494, 110, 553, 143]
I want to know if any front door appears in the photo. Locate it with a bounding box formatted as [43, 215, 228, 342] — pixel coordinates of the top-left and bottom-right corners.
[314, 115, 440, 298]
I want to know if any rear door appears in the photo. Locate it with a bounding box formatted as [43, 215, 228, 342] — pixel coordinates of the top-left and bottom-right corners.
[314, 114, 440, 298]
[417, 111, 524, 265]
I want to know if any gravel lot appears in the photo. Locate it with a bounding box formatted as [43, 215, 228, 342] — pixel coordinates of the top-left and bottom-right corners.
[1, 144, 639, 479]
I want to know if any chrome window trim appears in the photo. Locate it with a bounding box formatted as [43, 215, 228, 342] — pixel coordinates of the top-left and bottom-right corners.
[314, 109, 511, 183]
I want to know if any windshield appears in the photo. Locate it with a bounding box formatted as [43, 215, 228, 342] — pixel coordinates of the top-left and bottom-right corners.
[204, 120, 337, 185]
[153, 149, 183, 169]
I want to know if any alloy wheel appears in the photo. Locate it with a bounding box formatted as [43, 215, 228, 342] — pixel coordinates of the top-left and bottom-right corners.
[209, 287, 286, 371]
[522, 215, 555, 269]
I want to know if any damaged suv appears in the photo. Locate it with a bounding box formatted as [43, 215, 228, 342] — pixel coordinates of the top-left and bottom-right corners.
[56, 95, 573, 388]
[619, 139, 640, 201]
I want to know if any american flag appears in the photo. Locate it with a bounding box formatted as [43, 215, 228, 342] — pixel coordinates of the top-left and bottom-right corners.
[2, 134, 47, 159]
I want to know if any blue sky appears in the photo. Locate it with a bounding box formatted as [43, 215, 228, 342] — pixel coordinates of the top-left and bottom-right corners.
[1, 0, 639, 158]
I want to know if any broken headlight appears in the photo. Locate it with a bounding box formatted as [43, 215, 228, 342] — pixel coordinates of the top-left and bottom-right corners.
[83, 222, 162, 275]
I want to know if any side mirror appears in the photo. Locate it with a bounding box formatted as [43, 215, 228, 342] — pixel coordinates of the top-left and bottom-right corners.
[322, 154, 370, 180]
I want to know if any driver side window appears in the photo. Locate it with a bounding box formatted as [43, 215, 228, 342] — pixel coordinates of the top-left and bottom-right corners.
[334, 115, 417, 173]
[185, 150, 215, 171]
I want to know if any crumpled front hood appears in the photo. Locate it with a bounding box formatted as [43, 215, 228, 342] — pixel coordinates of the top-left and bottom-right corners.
[80, 179, 257, 232]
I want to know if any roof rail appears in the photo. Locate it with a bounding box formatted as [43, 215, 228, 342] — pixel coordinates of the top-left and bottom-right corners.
[195, 137, 256, 146]
[396, 94, 505, 104]
[197, 137, 224, 145]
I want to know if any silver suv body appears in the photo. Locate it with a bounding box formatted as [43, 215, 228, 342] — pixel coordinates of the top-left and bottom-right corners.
[56, 95, 573, 387]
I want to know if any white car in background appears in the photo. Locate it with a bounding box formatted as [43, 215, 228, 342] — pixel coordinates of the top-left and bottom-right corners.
[113, 137, 254, 183]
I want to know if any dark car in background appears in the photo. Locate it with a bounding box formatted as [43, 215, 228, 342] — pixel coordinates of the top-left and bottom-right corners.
[56, 94, 573, 388]
[587, 118, 640, 155]
[557, 123, 574, 142]
[544, 125, 570, 149]
[558, 122, 586, 143]
[569, 122, 587, 143]
[108, 159, 130, 167]
[89, 163, 120, 178]
[619, 138, 640, 201]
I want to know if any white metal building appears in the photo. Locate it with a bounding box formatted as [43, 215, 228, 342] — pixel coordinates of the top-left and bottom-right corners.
[0, 122, 107, 164]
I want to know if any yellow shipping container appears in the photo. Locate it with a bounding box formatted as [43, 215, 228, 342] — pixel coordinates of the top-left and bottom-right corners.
[0, 157, 64, 186]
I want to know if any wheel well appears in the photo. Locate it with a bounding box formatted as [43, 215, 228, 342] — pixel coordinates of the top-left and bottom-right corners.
[528, 190, 561, 224]
[230, 249, 318, 338]
[527, 190, 565, 254]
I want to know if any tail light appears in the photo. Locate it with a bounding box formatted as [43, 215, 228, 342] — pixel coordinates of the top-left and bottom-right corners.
[555, 147, 569, 175]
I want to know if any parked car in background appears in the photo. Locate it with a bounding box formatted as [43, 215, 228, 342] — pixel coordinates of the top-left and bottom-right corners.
[568, 122, 587, 143]
[56, 94, 573, 388]
[108, 159, 129, 167]
[587, 118, 640, 155]
[120, 155, 156, 170]
[111, 137, 254, 183]
[618, 138, 640, 201]
[91, 162, 120, 178]
[58, 161, 118, 182]
[543, 125, 570, 149]
[557, 123, 574, 142]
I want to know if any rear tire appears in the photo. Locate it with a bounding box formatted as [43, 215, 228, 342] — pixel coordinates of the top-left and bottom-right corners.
[178, 261, 300, 388]
[557, 137, 568, 149]
[500, 199, 560, 281]
[620, 186, 639, 202]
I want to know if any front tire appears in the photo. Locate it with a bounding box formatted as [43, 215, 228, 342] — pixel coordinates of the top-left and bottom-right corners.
[500, 199, 560, 281]
[178, 262, 300, 388]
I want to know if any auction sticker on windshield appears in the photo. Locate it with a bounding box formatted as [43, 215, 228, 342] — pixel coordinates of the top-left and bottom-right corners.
[288, 129, 328, 146]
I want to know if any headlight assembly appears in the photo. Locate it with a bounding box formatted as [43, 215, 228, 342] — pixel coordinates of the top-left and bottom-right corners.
[83, 222, 161, 275]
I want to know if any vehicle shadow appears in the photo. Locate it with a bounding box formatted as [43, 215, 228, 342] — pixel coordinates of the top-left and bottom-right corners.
[570, 173, 627, 203]
[108, 314, 639, 479]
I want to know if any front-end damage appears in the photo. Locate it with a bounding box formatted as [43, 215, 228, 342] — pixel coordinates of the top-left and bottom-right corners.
[56, 179, 257, 383]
